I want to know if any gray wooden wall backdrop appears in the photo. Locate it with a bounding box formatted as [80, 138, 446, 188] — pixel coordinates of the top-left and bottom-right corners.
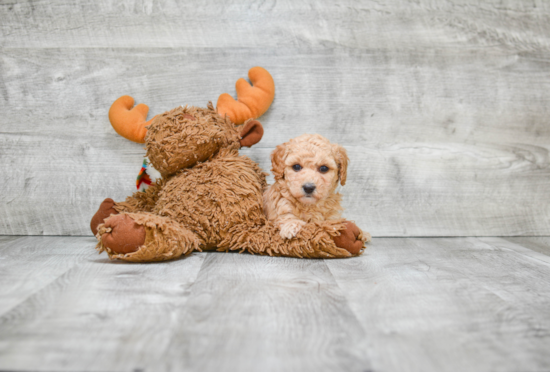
[1, 0, 549, 237]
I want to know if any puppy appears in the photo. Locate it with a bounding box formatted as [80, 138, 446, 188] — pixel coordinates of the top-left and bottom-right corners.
[263, 134, 349, 239]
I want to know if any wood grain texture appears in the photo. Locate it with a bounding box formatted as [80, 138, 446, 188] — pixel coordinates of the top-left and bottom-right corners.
[0, 236, 92, 315]
[154, 253, 369, 372]
[0, 236, 207, 371]
[1, 0, 550, 236]
[326, 237, 550, 372]
[1, 236, 550, 371]
[504, 236, 550, 257]
[1, 1, 550, 49]
[0, 236, 368, 372]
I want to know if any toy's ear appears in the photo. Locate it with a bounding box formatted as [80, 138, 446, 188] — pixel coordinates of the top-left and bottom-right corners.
[239, 119, 264, 148]
[271, 143, 287, 181]
[333, 144, 349, 186]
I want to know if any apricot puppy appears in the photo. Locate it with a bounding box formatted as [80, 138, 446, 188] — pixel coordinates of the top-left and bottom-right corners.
[264, 134, 349, 239]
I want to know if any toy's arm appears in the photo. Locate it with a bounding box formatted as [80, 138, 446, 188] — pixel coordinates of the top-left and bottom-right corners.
[114, 180, 164, 214]
[219, 219, 368, 259]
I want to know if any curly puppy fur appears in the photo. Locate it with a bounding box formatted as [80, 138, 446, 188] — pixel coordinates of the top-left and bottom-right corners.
[264, 134, 349, 239]
[93, 104, 359, 262]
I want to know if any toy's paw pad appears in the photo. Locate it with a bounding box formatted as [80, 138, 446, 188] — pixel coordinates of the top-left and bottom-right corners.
[333, 221, 364, 255]
[101, 214, 146, 255]
[91, 198, 119, 236]
[279, 220, 306, 239]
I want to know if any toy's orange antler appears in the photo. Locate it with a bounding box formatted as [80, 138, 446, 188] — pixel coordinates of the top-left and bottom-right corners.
[217, 67, 275, 124]
[108, 95, 157, 143]
[108, 68, 274, 141]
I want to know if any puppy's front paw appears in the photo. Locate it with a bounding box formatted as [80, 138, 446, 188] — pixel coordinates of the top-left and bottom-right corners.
[279, 220, 306, 239]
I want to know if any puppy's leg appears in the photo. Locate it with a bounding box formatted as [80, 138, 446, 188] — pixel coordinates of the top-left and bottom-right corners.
[278, 216, 306, 239]
[264, 186, 306, 239]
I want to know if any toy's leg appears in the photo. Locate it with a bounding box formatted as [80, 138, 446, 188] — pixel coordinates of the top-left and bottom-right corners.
[113, 180, 164, 214]
[90, 182, 164, 235]
[90, 198, 119, 236]
[219, 220, 370, 259]
[95, 212, 200, 262]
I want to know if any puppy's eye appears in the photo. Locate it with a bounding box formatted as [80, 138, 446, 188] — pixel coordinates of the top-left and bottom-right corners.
[319, 165, 329, 173]
[292, 164, 302, 172]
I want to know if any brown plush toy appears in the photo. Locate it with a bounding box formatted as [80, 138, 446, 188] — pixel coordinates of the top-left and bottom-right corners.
[91, 68, 367, 262]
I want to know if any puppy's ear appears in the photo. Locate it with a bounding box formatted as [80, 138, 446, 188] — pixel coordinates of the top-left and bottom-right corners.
[271, 143, 287, 181]
[333, 144, 349, 186]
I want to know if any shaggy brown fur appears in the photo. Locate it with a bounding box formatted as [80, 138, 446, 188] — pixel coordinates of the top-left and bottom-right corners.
[93, 103, 366, 262]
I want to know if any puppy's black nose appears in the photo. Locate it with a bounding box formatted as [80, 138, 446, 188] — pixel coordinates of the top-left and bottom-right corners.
[303, 183, 316, 195]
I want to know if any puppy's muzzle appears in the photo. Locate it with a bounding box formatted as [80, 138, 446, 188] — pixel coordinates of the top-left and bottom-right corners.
[302, 183, 316, 195]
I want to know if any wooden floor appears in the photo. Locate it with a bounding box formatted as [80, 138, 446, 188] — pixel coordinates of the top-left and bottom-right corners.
[0, 236, 549, 372]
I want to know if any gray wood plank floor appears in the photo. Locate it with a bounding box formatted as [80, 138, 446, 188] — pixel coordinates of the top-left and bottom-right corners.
[1, 236, 549, 372]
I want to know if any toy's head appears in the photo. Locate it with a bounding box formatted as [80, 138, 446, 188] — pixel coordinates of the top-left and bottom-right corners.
[145, 103, 263, 176]
[106, 67, 274, 178]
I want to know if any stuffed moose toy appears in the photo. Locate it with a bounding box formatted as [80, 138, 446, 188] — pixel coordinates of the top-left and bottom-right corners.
[90, 67, 367, 262]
